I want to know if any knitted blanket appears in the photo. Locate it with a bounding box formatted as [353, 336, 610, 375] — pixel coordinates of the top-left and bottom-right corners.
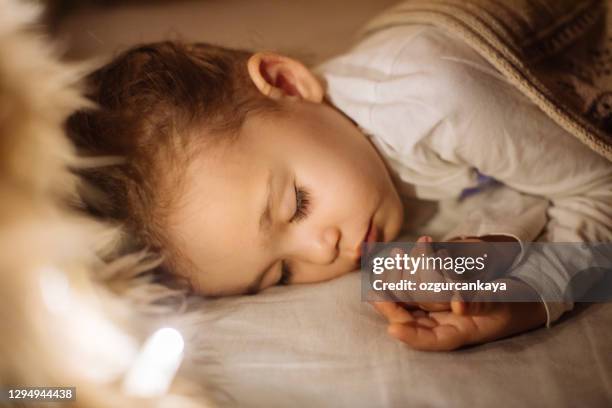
[361, 0, 612, 161]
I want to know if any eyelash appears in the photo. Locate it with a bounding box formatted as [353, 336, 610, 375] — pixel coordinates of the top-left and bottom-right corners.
[290, 185, 311, 223]
[279, 261, 292, 285]
[279, 185, 311, 285]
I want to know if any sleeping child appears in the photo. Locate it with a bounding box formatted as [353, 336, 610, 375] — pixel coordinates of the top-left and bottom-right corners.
[66, 24, 612, 351]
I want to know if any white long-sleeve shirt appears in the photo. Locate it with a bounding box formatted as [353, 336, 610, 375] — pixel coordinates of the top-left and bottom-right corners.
[317, 25, 612, 326]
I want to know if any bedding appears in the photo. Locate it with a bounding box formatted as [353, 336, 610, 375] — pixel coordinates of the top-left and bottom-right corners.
[361, 0, 612, 161]
[182, 264, 612, 407]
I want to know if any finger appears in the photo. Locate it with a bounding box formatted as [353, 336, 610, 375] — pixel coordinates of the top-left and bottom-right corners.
[451, 298, 467, 315]
[414, 316, 438, 328]
[412, 236, 450, 305]
[381, 247, 408, 302]
[389, 247, 404, 257]
[451, 298, 492, 316]
[412, 235, 434, 257]
[412, 309, 428, 318]
[450, 291, 498, 316]
[463, 301, 498, 316]
[388, 321, 468, 351]
[369, 301, 414, 324]
[417, 302, 451, 312]
[368, 247, 405, 302]
[409, 309, 439, 323]
[437, 249, 454, 279]
[398, 302, 421, 310]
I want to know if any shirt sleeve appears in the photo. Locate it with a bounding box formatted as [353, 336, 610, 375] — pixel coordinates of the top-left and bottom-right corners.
[392, 28, 612, 326]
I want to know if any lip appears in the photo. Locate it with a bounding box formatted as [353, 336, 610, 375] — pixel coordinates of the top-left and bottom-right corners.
[355, 217, 377, 262]
[365, 221, 378, 245]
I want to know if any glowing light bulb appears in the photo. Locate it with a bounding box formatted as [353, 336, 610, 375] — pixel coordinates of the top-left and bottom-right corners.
[122, 327, 185, 397]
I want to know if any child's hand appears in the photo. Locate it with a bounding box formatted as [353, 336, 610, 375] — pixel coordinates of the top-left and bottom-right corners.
[375, 234, 522, 317]
[382, 236, 450, 312]
[370, 278, 546, 351]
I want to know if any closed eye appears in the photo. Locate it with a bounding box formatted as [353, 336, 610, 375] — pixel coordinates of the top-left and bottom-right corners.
[290, 185, 311, 223]
[279, 261, 292, 285]
[279, 185, 311, 285]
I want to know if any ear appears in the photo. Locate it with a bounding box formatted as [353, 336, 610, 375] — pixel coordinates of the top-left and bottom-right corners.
[247, 52, 324, 103]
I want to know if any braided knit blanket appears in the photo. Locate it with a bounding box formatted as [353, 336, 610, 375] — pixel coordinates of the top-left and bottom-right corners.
[361, 0, 612, 161]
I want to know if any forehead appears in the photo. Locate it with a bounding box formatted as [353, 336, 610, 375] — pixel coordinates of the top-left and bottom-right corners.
[163, 133, 269, 292]
[174, 135, 262, 232]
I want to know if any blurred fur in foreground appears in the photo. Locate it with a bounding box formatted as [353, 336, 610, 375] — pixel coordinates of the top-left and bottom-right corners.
[0, 1, 212, 406]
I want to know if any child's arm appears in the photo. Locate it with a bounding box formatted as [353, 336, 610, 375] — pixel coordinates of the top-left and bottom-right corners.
[434, 114, 612, 327]
[327, 27, 612, 332]
[358, 27, 612, 326]
[419, 47, 612, 327]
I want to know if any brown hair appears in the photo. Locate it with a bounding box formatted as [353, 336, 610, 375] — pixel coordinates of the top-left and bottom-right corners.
[66, 41, 276, 278]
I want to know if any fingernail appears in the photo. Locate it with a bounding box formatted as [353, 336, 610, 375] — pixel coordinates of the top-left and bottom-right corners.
[451, 299, 465, 315]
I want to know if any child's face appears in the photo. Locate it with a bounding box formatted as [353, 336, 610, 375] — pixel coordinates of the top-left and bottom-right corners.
[165, 52, 404, 296]
[169, 101, 404, 296]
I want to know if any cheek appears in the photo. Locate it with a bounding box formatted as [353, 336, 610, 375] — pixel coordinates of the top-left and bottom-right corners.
[326, 142, 390, 195]
[304, 140, 380, 190]
[320, 159, 385, 209]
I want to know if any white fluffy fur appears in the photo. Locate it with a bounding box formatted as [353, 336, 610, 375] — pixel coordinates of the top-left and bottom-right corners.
[0, 1, 211, 405]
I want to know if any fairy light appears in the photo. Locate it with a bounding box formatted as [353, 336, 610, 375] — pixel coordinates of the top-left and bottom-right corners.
[122, 327, 185, 397]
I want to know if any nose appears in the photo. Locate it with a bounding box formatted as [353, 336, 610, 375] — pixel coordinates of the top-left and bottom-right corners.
[292, 225, 340, 265]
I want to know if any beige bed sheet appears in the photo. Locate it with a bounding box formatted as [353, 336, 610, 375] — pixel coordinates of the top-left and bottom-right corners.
[179, 271, 612, 407]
